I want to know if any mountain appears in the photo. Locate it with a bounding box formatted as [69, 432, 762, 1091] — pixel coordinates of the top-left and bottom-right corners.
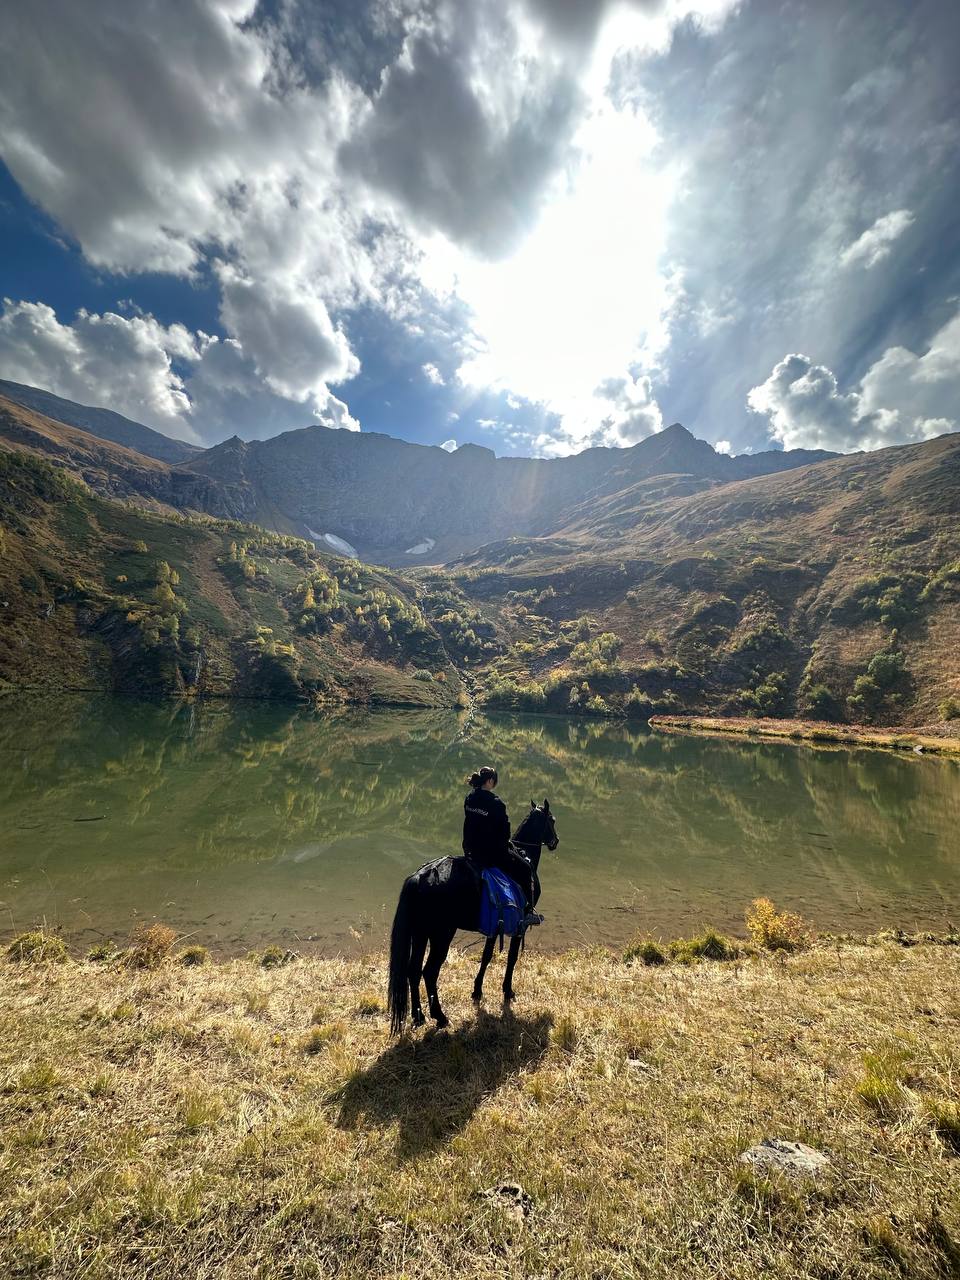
[1, 412, 956, 724]
[0, 379, 201, 464]
[0, 389, 837, 560]
[2, 386, 956, 727]
[0, 448, 464, 706]
[176, 420, 836, 563]
[450, 431, 960, 726]
[0, 395, 231, 515]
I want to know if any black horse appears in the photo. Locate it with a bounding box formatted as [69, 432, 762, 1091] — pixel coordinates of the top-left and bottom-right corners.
[387, 800, 559, 1033]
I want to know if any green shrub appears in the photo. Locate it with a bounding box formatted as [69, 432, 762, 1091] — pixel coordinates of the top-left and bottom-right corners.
[624, 939, 666, 966]
[800, 681, 840, 720]
[848, 647, 906, 718]
[86, 940, 119, 963]
[7, 930, 68, 963]
[666, 930, 741, 964]
[938, 696, 960, 722]
[740, 670, 788, 716]
[258, 945, 296, 969]
[178, 945, 209, 967]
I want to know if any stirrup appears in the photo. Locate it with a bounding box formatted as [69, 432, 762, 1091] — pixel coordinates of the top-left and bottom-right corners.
[522, 911, 544, 928]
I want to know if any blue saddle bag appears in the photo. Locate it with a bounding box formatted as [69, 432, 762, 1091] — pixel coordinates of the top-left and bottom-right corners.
[478, 867, 525, 949]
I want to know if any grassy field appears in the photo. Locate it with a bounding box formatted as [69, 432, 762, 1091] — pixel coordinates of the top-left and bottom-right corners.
[2, 926, 960, 1278]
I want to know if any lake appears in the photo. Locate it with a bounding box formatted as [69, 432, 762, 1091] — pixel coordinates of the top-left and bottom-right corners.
[1, 696, 958, 956]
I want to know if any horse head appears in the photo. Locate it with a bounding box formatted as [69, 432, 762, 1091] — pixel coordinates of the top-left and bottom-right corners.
[517, 798, 559, 852]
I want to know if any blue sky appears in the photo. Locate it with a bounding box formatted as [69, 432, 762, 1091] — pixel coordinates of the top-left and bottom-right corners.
[1, 0, 959, 458]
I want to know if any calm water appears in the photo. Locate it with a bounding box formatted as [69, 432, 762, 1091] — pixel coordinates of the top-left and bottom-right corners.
[1, 696, 958, 955]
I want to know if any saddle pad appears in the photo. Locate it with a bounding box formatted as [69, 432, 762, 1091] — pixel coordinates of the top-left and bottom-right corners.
[478, 867, 525, 939]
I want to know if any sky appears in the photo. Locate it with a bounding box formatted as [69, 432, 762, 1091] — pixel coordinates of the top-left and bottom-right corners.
[1, 0, 959, 458]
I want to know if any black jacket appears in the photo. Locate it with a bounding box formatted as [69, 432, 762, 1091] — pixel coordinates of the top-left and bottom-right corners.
[462, 788, 511, 862]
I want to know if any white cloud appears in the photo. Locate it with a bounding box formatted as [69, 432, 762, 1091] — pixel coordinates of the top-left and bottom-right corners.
[0, 298, 359, 444]
[840, 209, 914, 270]
[216, 263, 358, 401]
[422, 362, 444, 385]
[748, 310, 960, 451]
[715, 439, 732, 454]
[439, 438, 457, 452]
[0, 0, 744, 454]
[0, 299, 199, 439]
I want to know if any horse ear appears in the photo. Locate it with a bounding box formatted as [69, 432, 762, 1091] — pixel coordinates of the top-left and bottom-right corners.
[543, 798, 550, 811]
[530, 798, 536, 810]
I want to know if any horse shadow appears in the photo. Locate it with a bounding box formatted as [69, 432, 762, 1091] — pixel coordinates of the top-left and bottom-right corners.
[331, 1008, 553, 1159]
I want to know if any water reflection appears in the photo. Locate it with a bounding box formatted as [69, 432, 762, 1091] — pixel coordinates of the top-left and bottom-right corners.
[1, 697, 957, 954]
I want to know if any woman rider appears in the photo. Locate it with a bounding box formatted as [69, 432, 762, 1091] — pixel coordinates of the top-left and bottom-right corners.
[462, 766, 542, 927]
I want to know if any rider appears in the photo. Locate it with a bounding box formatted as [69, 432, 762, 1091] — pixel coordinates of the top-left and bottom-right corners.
[462, 765, 542, 928]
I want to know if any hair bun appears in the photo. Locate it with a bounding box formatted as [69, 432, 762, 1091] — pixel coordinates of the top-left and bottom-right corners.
[467, 765, 497, 789]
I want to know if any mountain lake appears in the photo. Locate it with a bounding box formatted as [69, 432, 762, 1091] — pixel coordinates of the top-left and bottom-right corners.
[1, 695, 958, 956]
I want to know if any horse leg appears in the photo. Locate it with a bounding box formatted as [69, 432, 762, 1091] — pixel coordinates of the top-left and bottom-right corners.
[472, 934, 497, 1002]
[422, 929, 454, 1029]
[502, 934, 522, 1003]
[408, 929, 428, 1028]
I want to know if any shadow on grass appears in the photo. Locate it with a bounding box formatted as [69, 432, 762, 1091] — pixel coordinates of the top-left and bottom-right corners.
[332, 1008, 553, 1158]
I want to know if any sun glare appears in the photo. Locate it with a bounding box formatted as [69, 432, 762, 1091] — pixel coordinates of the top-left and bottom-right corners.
[427, 95, 675, 443]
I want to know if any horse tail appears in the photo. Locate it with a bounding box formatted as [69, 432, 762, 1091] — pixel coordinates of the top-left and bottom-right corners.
[388, 875, 417, 1035]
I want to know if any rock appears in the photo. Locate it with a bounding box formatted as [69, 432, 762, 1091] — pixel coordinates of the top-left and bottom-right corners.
[477, 1182, 533, 1221]
[625, 1056, 658, 1074]
[740, 1138, 830, 1178]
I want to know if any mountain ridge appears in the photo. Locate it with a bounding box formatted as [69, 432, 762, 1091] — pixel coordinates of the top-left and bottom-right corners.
[0, 379, 202, 464]
[0, 381, 838, 563]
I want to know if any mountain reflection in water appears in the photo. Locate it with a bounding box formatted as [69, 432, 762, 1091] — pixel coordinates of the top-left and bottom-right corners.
[1, 697, 958, 954]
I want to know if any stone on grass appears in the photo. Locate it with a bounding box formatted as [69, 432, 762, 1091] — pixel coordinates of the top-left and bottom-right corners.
[477, 1183, 533, 1221]
[740, 1138, 830, 1178]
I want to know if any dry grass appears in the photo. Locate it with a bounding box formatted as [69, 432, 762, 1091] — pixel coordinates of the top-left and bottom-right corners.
[651, 714, 960, 757]
[1, 937, 959, 1278]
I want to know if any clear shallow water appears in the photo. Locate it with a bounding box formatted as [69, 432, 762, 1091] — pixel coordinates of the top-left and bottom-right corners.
[1, 696, 958, 956]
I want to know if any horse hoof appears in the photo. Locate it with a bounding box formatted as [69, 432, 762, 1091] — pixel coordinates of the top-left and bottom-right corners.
[411, 1010, 426, 1028]
[502, 989, 516, 1003]
[434, 1014, 450, 1029]
[471, 989, 483, 1003]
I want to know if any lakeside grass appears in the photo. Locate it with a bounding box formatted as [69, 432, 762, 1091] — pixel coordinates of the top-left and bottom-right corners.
[651, 714, 960, 757]
[2, 933, 960, 1279]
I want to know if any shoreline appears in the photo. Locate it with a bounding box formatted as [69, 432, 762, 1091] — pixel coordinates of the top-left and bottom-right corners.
[651, 713, 960, 757]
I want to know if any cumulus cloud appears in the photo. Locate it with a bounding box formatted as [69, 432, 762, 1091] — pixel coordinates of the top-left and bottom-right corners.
[0, 299, 199, 439]
[0, 298, 359, 444]
[422, 362, 445, 385]
[593, 374, 664, 446]
[2, 0, 957, 459]
[715, 439, 732, 454]
[216, 264, 358, 401]
[748, 310, 960, 451]
[623, 0, 960, 450]
[439, 437, 457, 451]
[840, 209, 914, 270]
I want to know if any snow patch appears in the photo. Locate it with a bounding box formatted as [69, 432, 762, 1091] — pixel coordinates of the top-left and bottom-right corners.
[307, 528, 359, 558]
[405, 537, 437, 555]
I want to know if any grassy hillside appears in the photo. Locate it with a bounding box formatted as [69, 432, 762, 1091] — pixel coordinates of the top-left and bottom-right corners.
[0, 451, 463, 707]
[450, 434, 960, 727]
[2, 416, 958, 725]
[2, 930, 959, 1278]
